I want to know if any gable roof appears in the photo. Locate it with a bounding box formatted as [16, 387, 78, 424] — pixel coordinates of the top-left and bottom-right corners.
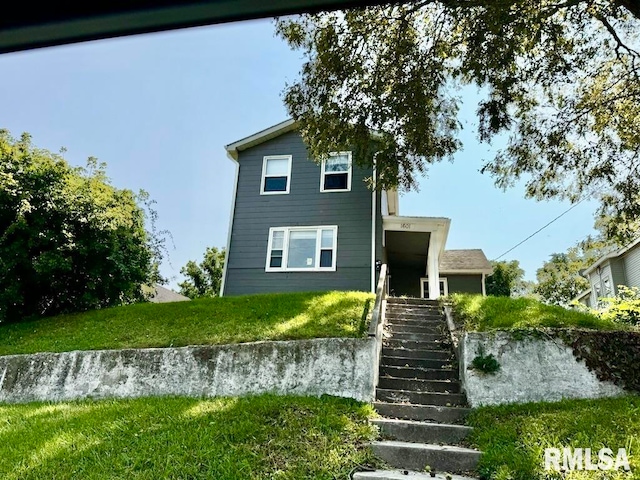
[225, 119, 297, 161]
[439, 249, 493, 274]
[583, 236, 640, 276]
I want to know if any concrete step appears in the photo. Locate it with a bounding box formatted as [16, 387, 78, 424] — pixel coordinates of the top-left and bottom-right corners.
[386, 312, 444, 320]
[376, 388, 466, 407]
[385, 339, 452, 350]
[382, 348, 453, 361]
[372, 418, 472, 445]
[354, 470, 479, 480]
[380, 366, 458, 380]
[387, 298, 440, 306]
[385, 324, 445, 335]
[386, 319, 446, 329]
[387, 332, 448, 342]
[381, 357, 454, 370]
[374, 402, 470, 424]
[378, 377, 461, 393]
[371, 440, 481, 472]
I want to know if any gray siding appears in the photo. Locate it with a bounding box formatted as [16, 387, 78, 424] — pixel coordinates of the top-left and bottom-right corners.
[446, 274, 483, 295]
[224, 131, 374, 296]
[622, 245, 640, 289]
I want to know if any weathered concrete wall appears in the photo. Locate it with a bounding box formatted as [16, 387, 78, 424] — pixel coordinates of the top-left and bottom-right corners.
[460, 332, 625, 407]
[0, 338, 376, 404]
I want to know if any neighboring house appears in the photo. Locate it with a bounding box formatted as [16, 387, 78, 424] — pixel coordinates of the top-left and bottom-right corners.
[147, 285, 190, 303]
[574, 237, 640, 308]
[220, 119, 492, 299]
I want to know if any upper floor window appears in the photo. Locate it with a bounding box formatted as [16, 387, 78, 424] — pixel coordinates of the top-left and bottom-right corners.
[261, 155, 292, 195]
[266, 226, 337, 272]
[320, 152, 352, 192]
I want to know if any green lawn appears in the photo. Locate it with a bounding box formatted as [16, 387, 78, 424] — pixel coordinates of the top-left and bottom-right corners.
[449, 294, 624, 331]
[0, 291, 373, 356]
[0, 394, 379, 479]
[467, 395, 640, 479]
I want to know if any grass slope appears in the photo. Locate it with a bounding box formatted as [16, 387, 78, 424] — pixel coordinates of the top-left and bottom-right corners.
[450, 294, 623, 331]
[0, 291, 373, 356]
[467, 395, 640, 479]
[0, 394, 378, 479]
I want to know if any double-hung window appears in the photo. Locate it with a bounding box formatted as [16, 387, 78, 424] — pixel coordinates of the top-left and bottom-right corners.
[320, 152, 352, 192]
[261, 155, 292, 194]
[266, 226, 337, 272]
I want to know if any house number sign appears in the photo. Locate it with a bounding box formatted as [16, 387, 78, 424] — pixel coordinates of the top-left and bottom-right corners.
[401, 223, 412, 229]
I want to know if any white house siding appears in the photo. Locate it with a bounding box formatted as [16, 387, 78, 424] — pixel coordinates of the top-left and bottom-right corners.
[622, 245, 640, 289]
[609, 258, 627, 294]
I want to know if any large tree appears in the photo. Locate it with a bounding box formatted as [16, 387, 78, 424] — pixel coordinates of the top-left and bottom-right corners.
[276, 1, 640, 241]
[0, 130, 164, 323]
[534, 234, 614, 304]
[178, 246, 225, 299]
[485, 259, 528, 297]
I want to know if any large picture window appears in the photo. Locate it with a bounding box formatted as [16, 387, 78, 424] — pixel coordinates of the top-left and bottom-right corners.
[261, 155, 292, 194]
[320, 152, 352, 192]
[266, 226, 337, 272]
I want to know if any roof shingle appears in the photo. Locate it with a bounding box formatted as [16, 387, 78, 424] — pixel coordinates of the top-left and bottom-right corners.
[439, 249, 492, 273]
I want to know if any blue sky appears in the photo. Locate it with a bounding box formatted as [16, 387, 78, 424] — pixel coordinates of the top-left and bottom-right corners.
[0, 18, 600, 286]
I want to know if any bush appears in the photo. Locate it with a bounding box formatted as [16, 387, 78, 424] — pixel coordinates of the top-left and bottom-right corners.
[0, 130, 163, 323]
[598, 285, 640, 326]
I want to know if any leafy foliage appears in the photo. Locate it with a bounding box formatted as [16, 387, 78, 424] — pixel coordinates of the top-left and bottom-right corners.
[178, 246, 225, 299]
[276, 1, 640, 241]
[599, 285, 640, 325]
[558, 328, 640, 392]
[485, 260, 526, 297]
[0, 130, 163, 323]
[534, 234, 616, 305]
[471, 345, 501, 374]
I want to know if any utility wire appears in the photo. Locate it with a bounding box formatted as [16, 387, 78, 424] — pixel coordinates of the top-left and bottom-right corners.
[495, 199, 585, 260]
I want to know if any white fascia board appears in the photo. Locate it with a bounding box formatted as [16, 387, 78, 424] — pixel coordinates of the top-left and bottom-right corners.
[381, 189, 399, 216]
[440, 269, 494, 275]
[382, 215, 451, 233]
[219, 156, 240, 296]
[225, 119, 297, 161]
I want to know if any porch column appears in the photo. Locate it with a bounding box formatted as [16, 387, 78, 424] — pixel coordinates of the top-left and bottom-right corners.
[427, 241, 440, 299]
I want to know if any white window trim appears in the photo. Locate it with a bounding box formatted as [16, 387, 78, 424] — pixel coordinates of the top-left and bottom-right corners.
[260, 155, 292, 195]
[420, 277, 448, 298]
[265, 225, 338, 272]
[320, 151, 352, 193]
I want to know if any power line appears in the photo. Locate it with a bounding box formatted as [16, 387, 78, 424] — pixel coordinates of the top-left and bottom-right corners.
[495, 199, 585, 260]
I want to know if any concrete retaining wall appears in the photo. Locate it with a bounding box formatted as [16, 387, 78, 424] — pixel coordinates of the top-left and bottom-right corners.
[0, 337, 376, 404]
[460, 332, 625, 407]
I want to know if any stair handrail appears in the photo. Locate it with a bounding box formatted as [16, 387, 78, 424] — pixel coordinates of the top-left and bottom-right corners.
[368, 263, 388, 337]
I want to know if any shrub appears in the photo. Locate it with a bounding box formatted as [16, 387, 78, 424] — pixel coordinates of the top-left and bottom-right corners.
[598, 285, 640, 326]
[471, 345, 501, 374]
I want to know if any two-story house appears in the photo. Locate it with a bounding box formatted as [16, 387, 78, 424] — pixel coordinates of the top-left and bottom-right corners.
[220, 119, 492, 298]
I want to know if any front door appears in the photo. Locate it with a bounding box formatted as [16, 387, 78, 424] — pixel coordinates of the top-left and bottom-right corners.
[420, 277, 448, 298]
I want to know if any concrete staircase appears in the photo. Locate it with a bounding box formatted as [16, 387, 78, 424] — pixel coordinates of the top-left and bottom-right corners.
[355, 298, 480, 480]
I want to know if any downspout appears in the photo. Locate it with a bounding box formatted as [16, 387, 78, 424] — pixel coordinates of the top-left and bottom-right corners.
[371, 164, 377, 293]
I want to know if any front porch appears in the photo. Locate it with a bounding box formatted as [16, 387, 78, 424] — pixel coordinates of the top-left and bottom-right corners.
[382, 215, 450, 299]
